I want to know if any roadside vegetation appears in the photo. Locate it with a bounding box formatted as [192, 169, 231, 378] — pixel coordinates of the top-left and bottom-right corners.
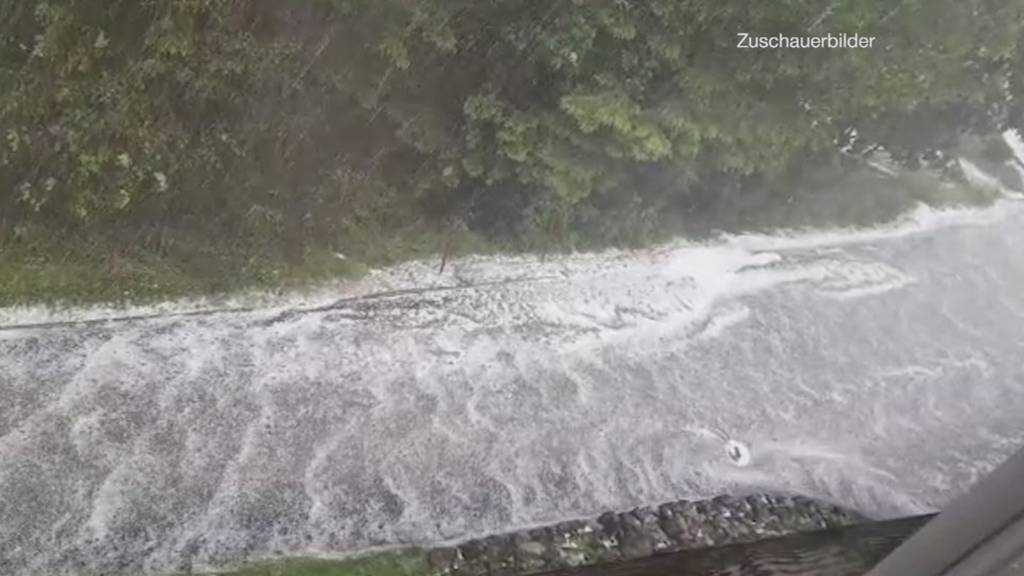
[2, 1, 1023, 306]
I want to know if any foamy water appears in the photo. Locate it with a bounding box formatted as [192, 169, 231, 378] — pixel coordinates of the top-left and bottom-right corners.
[2, 136, 1024, 575]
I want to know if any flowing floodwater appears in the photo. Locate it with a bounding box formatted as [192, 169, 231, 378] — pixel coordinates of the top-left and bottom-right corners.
[3, 156, 1024, 574]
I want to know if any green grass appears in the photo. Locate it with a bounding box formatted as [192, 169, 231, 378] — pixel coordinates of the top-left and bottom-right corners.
[0, 160, 1007, 309]
[206, 551, 430, 576]
[0, 221, 495, 308]
[0, 234, 290, 307]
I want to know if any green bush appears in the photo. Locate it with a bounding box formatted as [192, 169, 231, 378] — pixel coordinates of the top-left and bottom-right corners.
[2, 0, 1022, 259]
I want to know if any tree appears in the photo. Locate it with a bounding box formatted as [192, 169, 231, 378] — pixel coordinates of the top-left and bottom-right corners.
[2, 0, 1022, 250]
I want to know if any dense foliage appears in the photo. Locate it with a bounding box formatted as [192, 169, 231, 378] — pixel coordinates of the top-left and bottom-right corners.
[2, 0, 1023, 258]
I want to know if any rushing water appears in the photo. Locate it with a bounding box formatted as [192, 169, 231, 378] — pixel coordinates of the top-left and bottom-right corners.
[3, 155, 1024, 574]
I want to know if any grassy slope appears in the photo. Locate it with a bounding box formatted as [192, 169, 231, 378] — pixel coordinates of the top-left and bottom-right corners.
[0, 161, 1006, 309]
[0, 221, 493, 308]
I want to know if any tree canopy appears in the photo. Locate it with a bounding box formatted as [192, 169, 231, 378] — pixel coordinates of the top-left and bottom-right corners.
[2, 0, 1023, 252]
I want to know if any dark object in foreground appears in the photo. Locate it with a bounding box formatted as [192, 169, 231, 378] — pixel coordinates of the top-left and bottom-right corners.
[867, 448, 1024, 576]
[534, 514, 934, 576]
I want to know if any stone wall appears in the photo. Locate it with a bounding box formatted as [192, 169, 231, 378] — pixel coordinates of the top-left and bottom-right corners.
[426, 494, 866, 575]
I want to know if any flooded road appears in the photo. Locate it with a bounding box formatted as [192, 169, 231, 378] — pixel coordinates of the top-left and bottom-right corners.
[2, 188, 1024, 574]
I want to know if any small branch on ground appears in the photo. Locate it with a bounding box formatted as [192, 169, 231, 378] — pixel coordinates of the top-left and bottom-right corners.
[439, 228, 453, 275]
